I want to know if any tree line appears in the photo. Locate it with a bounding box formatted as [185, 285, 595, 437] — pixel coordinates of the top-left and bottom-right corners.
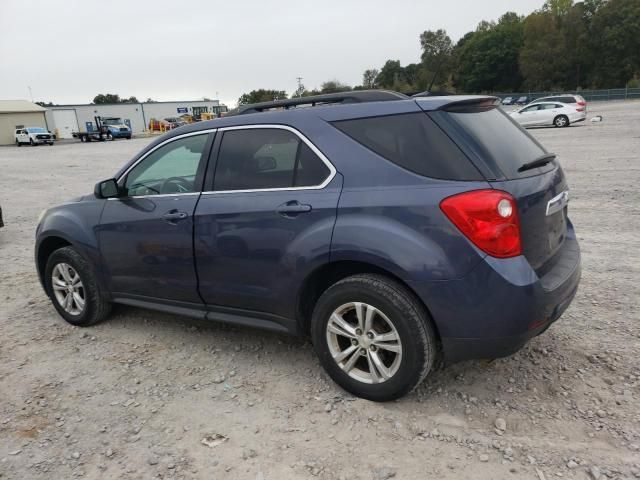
[238, 0, 640, 105]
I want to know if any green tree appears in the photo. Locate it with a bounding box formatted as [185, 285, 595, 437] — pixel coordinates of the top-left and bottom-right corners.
[587, 0, 640, 87]
[362, 69, 379, 89]
[237, 89, 287, 105]
[455, 12, 524, 92]
[419, 29, 454, 88]
[93, 93, 121, 104]
[375, 60, 405, 89]
[320, 80, 352, 93]
[519, 12, 570, 90]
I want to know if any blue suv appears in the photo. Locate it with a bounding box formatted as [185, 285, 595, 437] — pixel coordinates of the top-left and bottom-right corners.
[35, 91, 581, 401]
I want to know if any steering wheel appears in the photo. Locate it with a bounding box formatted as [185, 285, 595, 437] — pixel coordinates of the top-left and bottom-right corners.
[161, 177, 193, 194]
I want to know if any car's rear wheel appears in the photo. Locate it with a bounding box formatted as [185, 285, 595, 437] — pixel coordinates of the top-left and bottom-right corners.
[311, 274, 436, 401]
[44, 246, 111, 326]
[554, 115, 569, 128]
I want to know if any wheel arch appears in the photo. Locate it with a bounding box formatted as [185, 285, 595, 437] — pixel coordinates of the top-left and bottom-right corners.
[36, 235, 72, 287]
[296, 260, 442, 345]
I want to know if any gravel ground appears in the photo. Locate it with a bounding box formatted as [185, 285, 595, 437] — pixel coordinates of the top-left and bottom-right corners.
[0, 102, 639, 480]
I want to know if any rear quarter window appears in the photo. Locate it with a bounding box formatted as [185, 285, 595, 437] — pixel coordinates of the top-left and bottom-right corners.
[331, 113, 482, 181]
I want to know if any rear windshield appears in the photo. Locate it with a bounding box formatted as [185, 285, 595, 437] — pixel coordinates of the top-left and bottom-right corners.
[331, 113, 483, 181]
[435, 107, 552, 179]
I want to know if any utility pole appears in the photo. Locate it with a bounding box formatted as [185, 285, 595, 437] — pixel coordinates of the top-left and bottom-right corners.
[28, 86, 34, 103]
[296, 77, 304, 97]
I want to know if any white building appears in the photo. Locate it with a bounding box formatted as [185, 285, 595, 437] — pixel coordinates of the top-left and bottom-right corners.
[45, 100, 224, 139]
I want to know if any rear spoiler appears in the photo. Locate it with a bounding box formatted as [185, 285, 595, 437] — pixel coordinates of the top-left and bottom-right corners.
[438, 97, 501, 112]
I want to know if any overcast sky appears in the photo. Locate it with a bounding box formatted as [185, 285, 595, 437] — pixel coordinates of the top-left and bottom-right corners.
[1, 0, 542, 107]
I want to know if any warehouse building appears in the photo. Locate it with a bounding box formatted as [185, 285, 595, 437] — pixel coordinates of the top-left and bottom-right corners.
[45, 100, 224, 139]
[0, 100, 48, 145]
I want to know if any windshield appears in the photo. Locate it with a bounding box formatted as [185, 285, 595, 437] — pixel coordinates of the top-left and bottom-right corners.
[102, 118, 123, 125]
[26, 127, 47, 133]
[434, 107, 552, 180]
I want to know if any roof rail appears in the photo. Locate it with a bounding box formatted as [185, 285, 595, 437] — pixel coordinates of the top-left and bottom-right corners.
[232, 90, 408, 115]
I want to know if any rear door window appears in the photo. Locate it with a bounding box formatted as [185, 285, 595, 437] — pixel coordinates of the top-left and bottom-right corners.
[331, 113, 482, 181]
[213, 128, 331, 191]
[433, 107, 551, 180]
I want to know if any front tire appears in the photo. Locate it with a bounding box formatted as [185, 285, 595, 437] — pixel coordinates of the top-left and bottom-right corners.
[29, 138, 34, 146]
[44, 246, 111, 326]
[311, 274, 436, 402]
[554, 115, 569, 128]
[16, 140, 21, 147]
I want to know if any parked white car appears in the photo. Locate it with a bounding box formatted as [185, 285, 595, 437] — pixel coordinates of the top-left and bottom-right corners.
[15, 127, 55, 146]
[509, 102, 586, 128]
[527, 94, 587, 112]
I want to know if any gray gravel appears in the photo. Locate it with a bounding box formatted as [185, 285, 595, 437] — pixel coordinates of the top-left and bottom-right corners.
[0, 102, 639, 479]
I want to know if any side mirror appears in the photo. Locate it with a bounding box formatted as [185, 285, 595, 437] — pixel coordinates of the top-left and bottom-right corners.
[94, 178, 120, 199]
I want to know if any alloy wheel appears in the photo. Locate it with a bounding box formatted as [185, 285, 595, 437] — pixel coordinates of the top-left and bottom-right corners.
[51, 263, 85, 315]
[325, 302, 403, 384]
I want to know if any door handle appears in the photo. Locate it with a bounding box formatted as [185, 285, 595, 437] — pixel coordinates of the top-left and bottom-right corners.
[276, 201, 312, 217]
[162, 209, 189, 223]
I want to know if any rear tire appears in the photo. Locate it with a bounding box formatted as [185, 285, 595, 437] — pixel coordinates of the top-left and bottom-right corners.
[311, 274, 436, 402]
[554, 115, 569, 128]
[44, 246, 111, 327]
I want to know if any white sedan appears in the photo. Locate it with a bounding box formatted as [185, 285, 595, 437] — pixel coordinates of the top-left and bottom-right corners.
[509, 102, 586, 128]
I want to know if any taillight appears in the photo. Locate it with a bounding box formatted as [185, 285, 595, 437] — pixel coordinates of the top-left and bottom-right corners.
[440, 189, 522, 258]
[576, 107, 585, 112]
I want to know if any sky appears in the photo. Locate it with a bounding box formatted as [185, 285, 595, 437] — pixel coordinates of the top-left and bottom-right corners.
[0, 0, 542, 107]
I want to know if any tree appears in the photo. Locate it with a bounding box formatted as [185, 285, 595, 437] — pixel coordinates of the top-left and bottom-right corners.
[93, 93, 121, 104]
[587, 0, 640, 87]
[419, 29, 454, 88]
[455, 13, 524, 92]
[145, 98, 157, 103]
[320, 80, 352, 93]
[519, 12, 570, 90]
[93, 94, 139, 104]
[237, 89, 287, 105]
[362, 69, 379, 89]
[375, 60, 405, 89]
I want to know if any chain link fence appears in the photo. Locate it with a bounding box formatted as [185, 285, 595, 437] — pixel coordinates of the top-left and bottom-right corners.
[493, 87, 640, 102]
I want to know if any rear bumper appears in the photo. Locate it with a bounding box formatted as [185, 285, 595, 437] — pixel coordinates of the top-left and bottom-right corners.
[410, 225, 581, 364]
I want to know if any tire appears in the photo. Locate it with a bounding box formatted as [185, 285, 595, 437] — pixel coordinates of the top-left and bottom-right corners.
[80, 135, 87, 143]
[16, 140, 21, 147]
[126, 136, 131, 140]
[48, 142, 54, 146]
[311, 274, 436, 402]
[44, 246, 111, 327]
[29, 138, 34, 146]
[554, 115, 569, 128]
[106, 133, 113, 141]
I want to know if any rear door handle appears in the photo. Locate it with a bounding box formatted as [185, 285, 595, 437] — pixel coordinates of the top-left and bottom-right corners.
[276, 201, 312, 217]
[162, 209, 189, 223]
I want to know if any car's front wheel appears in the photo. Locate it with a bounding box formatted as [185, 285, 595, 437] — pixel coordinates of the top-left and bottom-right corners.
[29, 138, 34, 146]
[16, 139, 21, 147]
[44, 246, 111, 326]
[311, 274, 436, 401]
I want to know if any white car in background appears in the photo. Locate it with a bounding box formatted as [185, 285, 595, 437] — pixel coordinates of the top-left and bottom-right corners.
[14, 127, 55, 146]
[509, 102, 587, 128]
